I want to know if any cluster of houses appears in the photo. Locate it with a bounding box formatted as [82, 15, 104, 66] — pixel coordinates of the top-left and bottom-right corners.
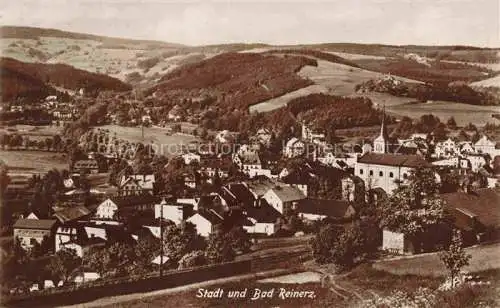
[10, 113, 500, 273]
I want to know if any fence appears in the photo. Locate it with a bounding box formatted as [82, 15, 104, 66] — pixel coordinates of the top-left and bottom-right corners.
[3, 249, 310, 307]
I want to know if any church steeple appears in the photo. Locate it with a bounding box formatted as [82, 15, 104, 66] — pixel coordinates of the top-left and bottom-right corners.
[380, 106, 388, 139]
[374, 106, 388, 153]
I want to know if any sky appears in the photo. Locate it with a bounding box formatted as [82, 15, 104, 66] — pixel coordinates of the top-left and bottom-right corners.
[1, 0, 499, 47]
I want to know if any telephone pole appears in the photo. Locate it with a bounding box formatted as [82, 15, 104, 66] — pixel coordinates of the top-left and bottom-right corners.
[159, 198, 164, 277]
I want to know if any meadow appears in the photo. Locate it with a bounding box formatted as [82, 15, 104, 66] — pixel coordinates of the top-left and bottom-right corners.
[95, 124, 200, 157]
[387, 100, 500, 127]
[0, 150, 67, 175]
[372, 242, 500, 277]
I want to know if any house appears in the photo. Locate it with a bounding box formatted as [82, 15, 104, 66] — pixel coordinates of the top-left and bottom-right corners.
[242, 200, 281, 235]
[459, 142, 475, 154]
[341, 175, 366, 203]
[72, 160, 99, 174]
[255, 128, 272, 146]
[182, 152, 201, 165]
[194, 194, 230, 214]
[435, 138, 458, 158]
[295, 199, 356, 221]
[63, 178, 75, 189]
[441, 187, 500, 243]
[233, 147, 271, 178]
[155, 199, 194, 225]
[355, 152, 432, 195]
[13, 219, 57, 250]
[183, 172, 198, 189]
[382, 229, 415, 255]
[53, 205, 91, 224]
[55, 224, 105, 257]
[301, 122, 325, 144]
[95, 195, 159, 220]
[168, 105, 183, 121]
[141, 115, 152, 125]
[187, 209, 224, 237]
[199, 158, 231, 183]
[263, 185, 306, 215]
[465, 154, 489, 172]
[215, 130, 236, 144]
[284, 138, 305, 158]
[119, 174, 155, 196]
[245, 177, 280, 200]
[475, 135, 499, 157]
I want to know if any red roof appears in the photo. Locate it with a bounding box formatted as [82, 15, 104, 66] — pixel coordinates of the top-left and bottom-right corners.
[357, 152, 431, 168]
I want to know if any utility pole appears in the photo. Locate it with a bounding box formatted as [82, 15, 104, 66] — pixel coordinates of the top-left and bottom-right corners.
[160, 198, 164, 277]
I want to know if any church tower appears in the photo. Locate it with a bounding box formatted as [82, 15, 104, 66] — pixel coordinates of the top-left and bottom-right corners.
[374, 107, 389, 154]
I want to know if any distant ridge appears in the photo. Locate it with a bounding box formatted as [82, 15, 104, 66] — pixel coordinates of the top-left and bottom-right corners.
[0, 26, 186, 49]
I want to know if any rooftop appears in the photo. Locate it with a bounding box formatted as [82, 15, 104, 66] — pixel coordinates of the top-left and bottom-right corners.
[441, 188, 500, 229]
[357, 152, 431, 168]
[14, 219, 57, 230]
[296, 199, 354, 218]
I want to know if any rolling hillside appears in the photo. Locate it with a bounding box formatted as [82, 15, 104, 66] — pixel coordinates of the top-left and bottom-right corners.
[151, 52, 317, 110]
[1, 57, 131, 101]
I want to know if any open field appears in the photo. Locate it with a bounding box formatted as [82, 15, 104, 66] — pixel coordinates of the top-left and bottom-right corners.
[388, 100, 500, 126]
[471, 75, 500, 88]
[249, 58, 419, 114]
[373, 242, 500, 277]
[249, 84, 328, 113]
[0, 124, 63, 138]
[299, 60, 421, 94]
[0, 150, 67, 175]
[96, 125, 200, 157]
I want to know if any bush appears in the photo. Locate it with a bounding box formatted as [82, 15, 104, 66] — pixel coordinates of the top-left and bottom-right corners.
[137, 57, 160, 70]
[178, 250, 207, 269]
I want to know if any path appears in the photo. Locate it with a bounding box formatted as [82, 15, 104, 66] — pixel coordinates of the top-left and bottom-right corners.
[59, 268, 300, 308]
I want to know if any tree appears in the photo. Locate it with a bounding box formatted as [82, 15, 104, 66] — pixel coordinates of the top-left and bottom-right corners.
[0, 160, 10, 195]
[205, 226, 235, 264]
[311, 218, 379, 270]
[310, 223, 343, 264]
[46, 248, 82, 284]
[178, 250, 207, 269]
[379, 167, 447, 252]
[226, 226, 251, 254]
[446, 117, 457, 129]
[162, 222, 206, 264]
[439, 230, 471, 288]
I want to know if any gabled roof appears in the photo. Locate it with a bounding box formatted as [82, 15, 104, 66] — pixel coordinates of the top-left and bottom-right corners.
[296, 199, 354, 218]
[107, 195, 160, 208]
[245, 201, 281, 223]
[357, 152, 431, 168]
[14, 219, 57, 230]
[246, 177, 279, 197]
[441, 188, 500, 228]
[191, 209, 224, 225]
[268, 186, 306, 203]
[53, 205, 91, 223]
[120, 174, 155, 190]
[227, 183, 255, 205]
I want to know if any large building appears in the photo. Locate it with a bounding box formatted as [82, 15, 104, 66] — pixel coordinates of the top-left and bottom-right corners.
[355, 153, 431, 194]
[354, 114, 431, 195]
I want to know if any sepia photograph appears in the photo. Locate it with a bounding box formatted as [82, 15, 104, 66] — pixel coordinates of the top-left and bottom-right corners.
[0, 0, 499, 307]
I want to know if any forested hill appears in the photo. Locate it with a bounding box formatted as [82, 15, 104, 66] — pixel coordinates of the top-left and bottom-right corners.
[1, 57, 132, 101]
